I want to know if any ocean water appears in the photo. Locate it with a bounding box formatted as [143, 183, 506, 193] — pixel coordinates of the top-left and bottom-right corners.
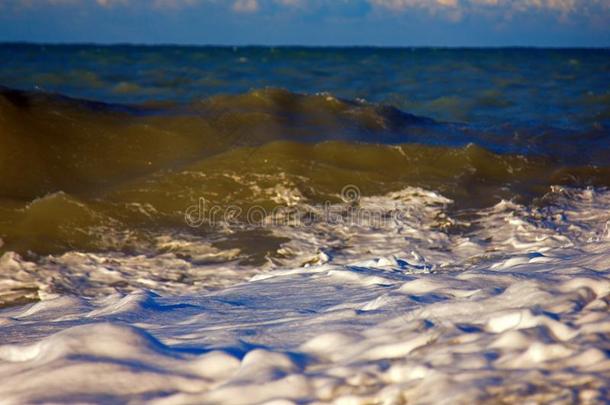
[1, 45, 610, 404]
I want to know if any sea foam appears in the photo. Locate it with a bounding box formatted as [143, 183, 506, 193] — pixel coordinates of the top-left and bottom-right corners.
[1, 187, 609, 404]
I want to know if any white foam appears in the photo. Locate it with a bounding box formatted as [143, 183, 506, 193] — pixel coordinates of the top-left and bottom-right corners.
[1, 187, 610, 403]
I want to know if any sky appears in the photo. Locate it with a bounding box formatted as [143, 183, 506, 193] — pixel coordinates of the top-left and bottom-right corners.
[0, 0, 608, 46]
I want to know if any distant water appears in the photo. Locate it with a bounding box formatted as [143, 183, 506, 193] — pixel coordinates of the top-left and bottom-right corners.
[2, 44, 609, 128]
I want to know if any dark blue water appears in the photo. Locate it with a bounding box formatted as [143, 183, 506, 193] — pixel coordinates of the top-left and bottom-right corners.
[1, 44, 608, 130]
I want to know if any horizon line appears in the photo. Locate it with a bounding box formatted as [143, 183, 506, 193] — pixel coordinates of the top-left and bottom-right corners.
[1, 41, 609, 50]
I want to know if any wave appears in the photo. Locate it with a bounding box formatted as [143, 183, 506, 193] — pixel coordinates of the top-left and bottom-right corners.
[1, 86, 609, 257]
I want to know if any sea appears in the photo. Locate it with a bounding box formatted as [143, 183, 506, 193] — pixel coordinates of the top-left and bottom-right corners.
[0, 44, 609, 404]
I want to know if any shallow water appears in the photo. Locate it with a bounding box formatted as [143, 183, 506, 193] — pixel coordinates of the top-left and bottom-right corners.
[1, 85, 609, 260]
[0, 45, 609, 404]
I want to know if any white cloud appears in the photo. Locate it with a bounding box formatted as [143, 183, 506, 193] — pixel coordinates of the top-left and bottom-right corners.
[150, 0, 202, 8]
[96, 0, 129, 6]
[369, 0, 457, 11]
[369, 0, 609, 15]
[274, 0, 302, 5]
[232, 0, 259, 12]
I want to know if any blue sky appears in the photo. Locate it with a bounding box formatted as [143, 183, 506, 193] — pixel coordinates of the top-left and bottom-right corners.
[0, 0, 608, 46]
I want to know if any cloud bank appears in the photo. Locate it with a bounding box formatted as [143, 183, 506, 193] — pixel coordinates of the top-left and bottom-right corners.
[370, 0, 609, 14]
[1, 0, 608, 19]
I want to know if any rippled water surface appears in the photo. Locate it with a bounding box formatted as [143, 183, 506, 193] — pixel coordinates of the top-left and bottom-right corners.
[2, 45, 609, 127]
